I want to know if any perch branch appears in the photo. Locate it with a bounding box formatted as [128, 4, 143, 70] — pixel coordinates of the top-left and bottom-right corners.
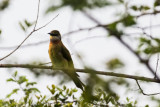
[136, 80, 160, 96]
[0, 64, 160, 83]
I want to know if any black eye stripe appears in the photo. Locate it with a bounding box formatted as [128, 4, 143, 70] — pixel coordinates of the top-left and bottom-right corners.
[51, 33, 59, 36]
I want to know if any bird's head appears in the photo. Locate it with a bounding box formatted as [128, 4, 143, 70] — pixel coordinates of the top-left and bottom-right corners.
[48, 30, 61, 42]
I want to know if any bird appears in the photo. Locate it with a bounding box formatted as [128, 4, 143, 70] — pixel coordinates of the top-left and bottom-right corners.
[48, 30, 84, 91]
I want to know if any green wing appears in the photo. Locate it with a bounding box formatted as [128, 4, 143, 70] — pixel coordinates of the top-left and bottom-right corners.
[61, 43, 84, 90]
[61, 44, 74, 68]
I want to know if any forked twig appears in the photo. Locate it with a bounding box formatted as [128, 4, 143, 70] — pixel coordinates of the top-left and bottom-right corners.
[0, 0, 58, 61]
[136, 80, 160, 96]
[82, 10, 160, 80]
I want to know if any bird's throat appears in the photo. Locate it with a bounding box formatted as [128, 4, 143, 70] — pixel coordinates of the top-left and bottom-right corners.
[50, 36, 61, 44]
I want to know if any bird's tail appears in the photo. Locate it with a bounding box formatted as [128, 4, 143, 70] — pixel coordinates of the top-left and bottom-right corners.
[71, 75, 85, 91]
[65, 69, 85, 91]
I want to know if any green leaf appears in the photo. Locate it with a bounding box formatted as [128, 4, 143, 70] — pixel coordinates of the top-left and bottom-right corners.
[141, 6, 150, 11]
[24, 19, 32, 27]
[72, 88, 78, 92]
[122, 15, 136, 26]
[108, 22, 123, 37]
[106, 58, 124, 70]
[27, 88, 40, 93]
[45, 5, 61, 13]
[47, 85, 55, 94]
[13, 71, 18, 77]
[139, 37, 151, 44]
[0, 0, 10, 11]
[63, 85, 66, 90]
[131, 5, 150, 11]
[26, 82, 37, 87]
[17, 76, 28, 84]
[6, 88, 19, 98]
[154, 0, 160, 7]
[0, 29, 2, 35]
[131, 6, 138, 11]
[52, 84, 56, 90]
[7, 78, 16, 82]
[118, 0, 124, 3]
[19, 22, 26, 31]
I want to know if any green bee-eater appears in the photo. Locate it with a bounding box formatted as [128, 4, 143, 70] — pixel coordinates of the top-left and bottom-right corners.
[48, 30, 84, 90]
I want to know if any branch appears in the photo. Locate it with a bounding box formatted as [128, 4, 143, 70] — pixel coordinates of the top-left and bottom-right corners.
[82, 11, 160, 80]
[0, 0, 41, 61]
[0, 0, 58, 61]
[136, 80, 160, 96]
[0, 25, 104, 50]
[155, 54, 159, 79]
[136, 10, 160, 18]
[0, 40, 49, 50]
[0, 64, 160, 83]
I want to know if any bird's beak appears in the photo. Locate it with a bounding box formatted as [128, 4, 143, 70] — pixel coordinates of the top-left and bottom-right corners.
[48, 33, 51, 35]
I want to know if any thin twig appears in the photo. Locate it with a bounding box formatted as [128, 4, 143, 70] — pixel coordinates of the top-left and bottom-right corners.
[0, 25, 103, 50]
[136, 80, 160, 96]
[142, 24, 160, 29]
[0, 0, 41, 61]
[39, 62, 51, 65]
[155, 54, 159, 79]
[33, 0, 40, 30]
[0, 40, 49, 50]
[0, 64, 160, 83]
[0, 0, 58, 61]
[136, 10, 160, 18]
[82, 10, 160, 80]
[35, 14, 59, 31]
[0, 31, 34, 61]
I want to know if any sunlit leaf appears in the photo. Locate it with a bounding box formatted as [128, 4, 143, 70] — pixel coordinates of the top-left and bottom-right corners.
[6, 88, 19, 98]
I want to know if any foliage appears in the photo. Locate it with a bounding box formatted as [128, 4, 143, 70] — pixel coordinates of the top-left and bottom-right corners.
[1, 0, 160, 106]
[46, 0, 110, 13]
[19, 19, 34, 32]
[0, 0, 10, 11]
[138, 37, 160, 55]
[106, 58, 124, 70]
[0, 29, 2, 35]
[0, 71, 144, 107]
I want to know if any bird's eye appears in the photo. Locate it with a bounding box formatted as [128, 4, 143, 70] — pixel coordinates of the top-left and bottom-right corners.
[51, 33, 58, 36]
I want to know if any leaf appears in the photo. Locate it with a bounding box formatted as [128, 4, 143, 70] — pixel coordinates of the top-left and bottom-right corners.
[63, 85, 66, 90]
[108, 22, 123, 37]
[27, 88, 40, 93]
[26, 82, 37, 87]
[122, 15, 136, 26]
[142, 6, 150, 11]
[6, 78, 16, 82]
[45, 5, 61, 13]
[106, 58, 124, 70]
[6, 88, 19, 98]
[131, 5, 150, 11]
[52, 84, 55, 90]
[154, 0, 160, 7]
[0, 0, 10, 11]
[72, 88, 78, 92]
[24, 19, 32, 27]
[13, 71, 18, 77]
[118, 0, 124, 3]
[17, 76, 28, 84]
[47, 85, 55, 94]
[131, 6, 138, 11]
[19, 22, 26, 31]
[0, 29, 2, 35]
[139, 37, 151, 45]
